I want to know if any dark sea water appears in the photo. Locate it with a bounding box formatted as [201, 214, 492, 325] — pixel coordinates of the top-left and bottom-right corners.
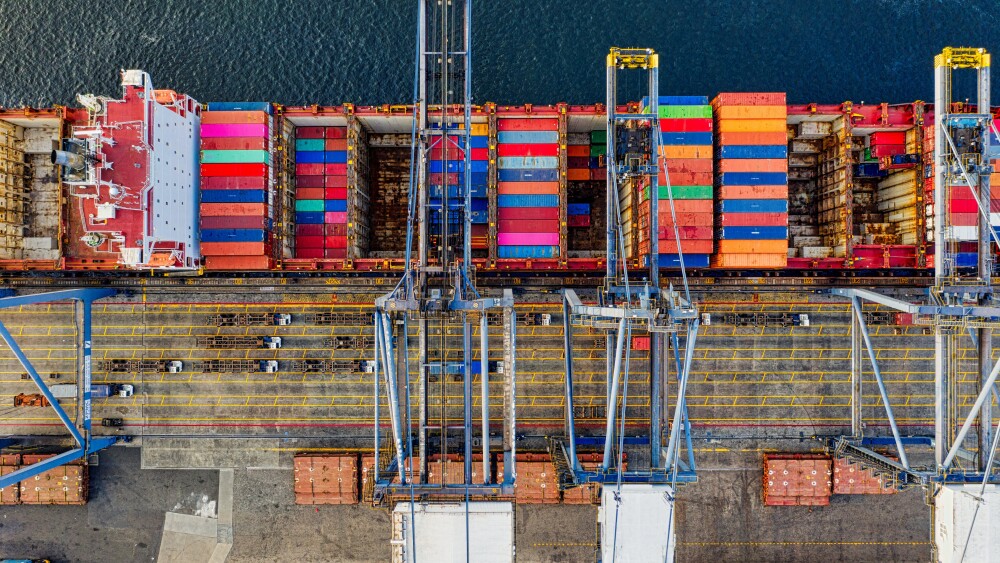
[1, 0, 1000, 107]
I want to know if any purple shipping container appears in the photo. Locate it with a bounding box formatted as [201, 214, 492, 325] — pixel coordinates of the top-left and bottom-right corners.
[201, 123, 269, 138]
[497, 232, 559, 246]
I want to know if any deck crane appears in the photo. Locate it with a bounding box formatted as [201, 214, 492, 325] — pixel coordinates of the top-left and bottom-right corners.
[370, 1, 517, 561]
[555, 48, 700, 563]
[826, 48, 1000, 563]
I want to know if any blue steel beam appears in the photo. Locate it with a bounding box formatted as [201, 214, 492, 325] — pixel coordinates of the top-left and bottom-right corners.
[0, 288, 115, 309]
[0, 448, 86, 489]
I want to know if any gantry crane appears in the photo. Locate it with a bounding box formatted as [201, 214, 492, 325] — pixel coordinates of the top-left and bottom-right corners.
[556, 48, 700, 563]
[370, 1, 517, 561]
[827, 48, 1000, 563]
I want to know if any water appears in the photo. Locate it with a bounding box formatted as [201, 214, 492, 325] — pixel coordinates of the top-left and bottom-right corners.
[1, 0, 999, 107]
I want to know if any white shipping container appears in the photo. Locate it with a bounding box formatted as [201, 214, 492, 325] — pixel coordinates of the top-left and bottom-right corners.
[802, 246, 833, 258]
[934, 484, 1000, 563]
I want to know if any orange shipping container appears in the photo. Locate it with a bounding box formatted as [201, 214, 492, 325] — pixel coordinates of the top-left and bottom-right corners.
[0, 453, 19, 505]
[658, 170, 712, 186]
[293, 455, 359, 505]
[200, 242, 269, 256]
[659, 145, 713, 159]
[714, 105, 787, 120]
[325, 139, 349, 151]
[717, 158, 788, 173]
[658, 199, 713, 214]
[659, 211, 714, 227]
[498, 460, 559, 504]
[716, 119, 787, 134]
[717, 240, 788, 254]
[200, 203, 269, 217]
[716, 131, 788, 145]
[712, 92, 787, 106]
[497, 181, 560, 195]
[296, 188, 325, 200]
[567, 169, 590, 181]
[201, 110, 269, 124]
[711, 253, 787, 268]
[658, 239, 714, 254]
[568, 145, 590, 157]
[664, 158, 713, 174]
[718, 185, 789, 199]
[832, 457, 897, 495]
[204, 255, 273, 270]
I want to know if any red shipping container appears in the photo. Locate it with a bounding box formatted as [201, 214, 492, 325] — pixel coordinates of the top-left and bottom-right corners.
[295, 247, 324, 258]
[296, 236, 324, 249]
[718, 185, 788, 199]
[665, 200, 712, 214]
[200, 203, 268, 217]
[567, 169, 590, 181]
[325, 127, 347, 139]
[950, 198, 979, 213]
[658, 225, 713, 240]
[659, 212, 714, 227]
[297, 127, 325, 139]
[296, 163, 324, 176]
[325, 188, 348, 200]
[631, 336, 650, 351]
[568, 156, 590, 168]
[497, 118, 559, 131]
[325, 223, 347, 236]
[715, 131, 788, 145]
[567, 214, 590, 227]
[870, 144, 906, 158]
[325, 164, 347, 175]
[296, 224, 325, 236]
[498, 219, 560, 233]
[325, 175, 348, 188]
[324, 248, 347, 258]
[325, 139, 349, 151]
[498, 207, 559, 220]
[325, 236, 348, 248]
[429, 172, 459, 185]
[952, 213, 978, 226]
[201, 176, 268, 190]
[568, 145, 590, 157]
[429, 146, 466, 160]
[202, 136, 268, 151]
[498, 181, 560, 195]
[950, 185, 976, 199]
[201, 163, 268, 177]
[205, 255, 273, 270]
[664, 158, 713, 174]
[659, 170, 712, 185]
[296, 188, 324, 200]
[296, 175, 325, 188]
[659, 118, 712, 133]
[712, 92, 787, 106]
[590, 168, 606, 180]
[201, 242, 270, 255]
[658, 239, 713, 254]
[201, 216, 270, 230]
[870, 131, 906, 145]
[497, 143, 559, 157]
[718, 212, 788, 226]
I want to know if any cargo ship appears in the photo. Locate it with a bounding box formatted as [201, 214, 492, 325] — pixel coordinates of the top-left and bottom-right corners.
[0, 68, 987, 275]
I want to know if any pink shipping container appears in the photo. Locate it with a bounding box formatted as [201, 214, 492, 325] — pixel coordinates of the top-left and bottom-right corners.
[497, 232, 559, 246]
[497, 118, 559, 131]
[201, 123, 269, 138]
[325, 212, 347, 223]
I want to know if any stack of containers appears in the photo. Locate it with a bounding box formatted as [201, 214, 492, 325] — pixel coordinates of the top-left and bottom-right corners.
[653, 96, 714, 268]
[590, 130, 607, 179]
[428, 123, 489, 251]
[199, 102, 274, 270]
[567, 132, 590, 181]
[567, 203, 590, 227]
[711, 93, 789, 268]
[496, 117, 560, 259]
[294, 126, 348, 259]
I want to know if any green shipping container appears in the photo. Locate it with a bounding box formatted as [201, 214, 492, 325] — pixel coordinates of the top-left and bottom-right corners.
[295, 139, 326, 151]
[655, 185, 713, 199]
[201, 149, 271, 165]
[590, 144, 607, 157]
[294, 199, 325, 212]
[658, 105, 713, 119]
[590, 129, 607, 143]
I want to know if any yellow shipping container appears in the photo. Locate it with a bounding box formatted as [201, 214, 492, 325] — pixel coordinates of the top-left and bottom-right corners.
[659, 145, 713, 159]
[717, 240, 788, 254]
[470, 123, 488, 136]
[715, 105, 787, 120]
[716, 119, 787, 133]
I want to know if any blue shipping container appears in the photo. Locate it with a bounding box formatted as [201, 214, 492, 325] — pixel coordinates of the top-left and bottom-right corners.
[497, 245, 559, 259]
[656, 253, 711, 268]
[497, 194, 559, 207]
[295, 212, 324, 224]
[430, 184, 488, 198]
[497, 169, 560, 182]
[428, 160, 489, 174]
[659, 132, 713, 146]
[200, 229, 267, 243]
[201, 190, 266, 204]
[717, 199, 789, 214]
[325, 200, 348, 212]
[854, 163, 888, 178]
[718, 172, 788, 186]
[497, 131, 559, 144]
[567, 203, 590, 215]
[428, 198, 488, 211]
[325, 151, 348, 164]
[642, 95, 710, 106]
[295, 151, 324, 164]
[956, 253, 978, 268]
[717, 145, 788, 159]
[718, 226, 789, 240]
[470, 136, 489, 149]
[206, 101, 273, 114]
